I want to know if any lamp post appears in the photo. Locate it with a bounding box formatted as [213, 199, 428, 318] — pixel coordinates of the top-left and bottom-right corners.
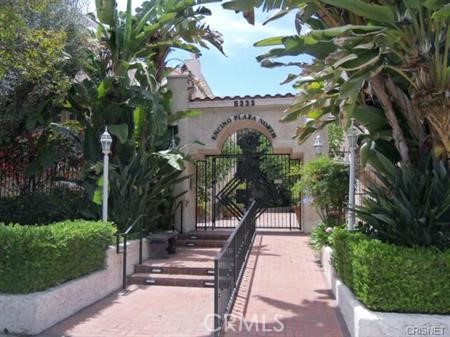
[313, 134, 324, 156]
[169, 127, 177, 150]
[100, 127, 112, 222]
[347, 118, 358, 230]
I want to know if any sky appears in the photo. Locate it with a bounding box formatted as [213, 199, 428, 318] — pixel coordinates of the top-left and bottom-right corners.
[86, 1, 312, 97]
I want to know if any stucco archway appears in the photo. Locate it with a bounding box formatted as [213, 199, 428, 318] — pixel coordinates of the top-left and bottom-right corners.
[168, 71, 326, 233]
[216, 120, 273, 154]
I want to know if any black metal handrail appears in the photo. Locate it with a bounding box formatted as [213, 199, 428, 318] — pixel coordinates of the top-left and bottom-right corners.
[214, 201, 258, 336]
[173, 200, 184, 233]
[115, 214, 145, 289]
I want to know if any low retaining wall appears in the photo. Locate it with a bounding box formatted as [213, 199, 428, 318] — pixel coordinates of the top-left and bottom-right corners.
[320, 247, 450, 337]
[0, 239, 150, 335]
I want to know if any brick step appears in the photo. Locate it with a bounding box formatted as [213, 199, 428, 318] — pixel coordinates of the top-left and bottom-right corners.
[129, 273, 215, 288]
[178, 232, 230, 241]
[177, 239, 225, 248]
[134, 264, 215, 276]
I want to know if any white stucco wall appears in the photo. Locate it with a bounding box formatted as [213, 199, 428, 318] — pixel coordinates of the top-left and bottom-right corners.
[0, 240, 150, 335]
[168, 74, 325, 233]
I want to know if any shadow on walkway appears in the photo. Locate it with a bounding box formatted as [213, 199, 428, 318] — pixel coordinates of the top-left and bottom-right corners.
[223, 232, 350, 337]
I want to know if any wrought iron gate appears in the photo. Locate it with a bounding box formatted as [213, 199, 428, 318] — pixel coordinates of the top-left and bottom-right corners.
[195, 153, 301, 230]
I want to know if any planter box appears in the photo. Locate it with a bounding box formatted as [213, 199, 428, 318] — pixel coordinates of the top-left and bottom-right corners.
[148, 231, 177, 258]
[320, 247, 450, 337]
[0, 239, 150, 335]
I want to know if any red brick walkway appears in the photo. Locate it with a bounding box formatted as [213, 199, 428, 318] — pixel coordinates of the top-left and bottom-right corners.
[223, 232, 349, 337]
[37, 232, 347, 337]
[37, 285, 214, 337]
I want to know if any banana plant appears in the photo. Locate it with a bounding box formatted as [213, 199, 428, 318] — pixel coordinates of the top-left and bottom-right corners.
[66, 0, 223, 161]
[62, 0, 223, 225]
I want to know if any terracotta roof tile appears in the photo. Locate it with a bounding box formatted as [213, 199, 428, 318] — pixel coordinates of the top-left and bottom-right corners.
[189, 93, 295, 102]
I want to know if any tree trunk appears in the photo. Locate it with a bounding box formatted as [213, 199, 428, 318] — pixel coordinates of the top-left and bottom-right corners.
[371, 75, 411, 165]
[385, 77, 425, 146]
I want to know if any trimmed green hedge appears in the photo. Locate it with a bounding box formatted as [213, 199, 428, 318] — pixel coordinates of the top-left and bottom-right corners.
[331, 229, 450, 314]
[0, 221, 116, 294]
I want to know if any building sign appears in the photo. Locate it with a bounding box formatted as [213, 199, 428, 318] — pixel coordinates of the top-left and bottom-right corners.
[211, 114, 277, 140]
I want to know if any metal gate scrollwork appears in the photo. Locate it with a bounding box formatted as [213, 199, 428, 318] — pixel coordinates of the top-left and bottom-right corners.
[195, 129, 301, 230]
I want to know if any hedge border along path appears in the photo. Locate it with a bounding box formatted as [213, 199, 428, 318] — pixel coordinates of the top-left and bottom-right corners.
[0, 221, 115, 294]
[331, 229, 450, 314]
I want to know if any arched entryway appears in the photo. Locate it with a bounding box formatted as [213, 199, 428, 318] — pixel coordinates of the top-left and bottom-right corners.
[195, 128, 302, 230]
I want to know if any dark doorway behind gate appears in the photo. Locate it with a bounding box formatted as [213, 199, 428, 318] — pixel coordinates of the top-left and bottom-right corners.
[195, 129, 302, 230]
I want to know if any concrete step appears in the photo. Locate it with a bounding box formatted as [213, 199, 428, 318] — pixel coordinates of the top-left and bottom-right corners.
[129, 273, 215, 288]
[177, 239, 225, 248]
[134, 264, 215, 276]
[178, 232, 230, 241]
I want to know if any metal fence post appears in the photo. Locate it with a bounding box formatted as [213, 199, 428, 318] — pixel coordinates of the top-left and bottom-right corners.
[122, 235, 127, 289]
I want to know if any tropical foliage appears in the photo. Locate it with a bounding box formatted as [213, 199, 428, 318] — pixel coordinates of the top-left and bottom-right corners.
[356, 154, 450, 250]
[0, 0, 88, 146]
[223, 0, 450, 167]
[73, 0, 223, 229]
[294, 156, 349, 224]
[66, 0, 222, 162]
[108, 149, 187, 231]
[0, 0, 224, 231]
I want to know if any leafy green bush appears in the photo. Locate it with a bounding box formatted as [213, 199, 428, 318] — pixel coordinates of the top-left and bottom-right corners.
[310, 222, 344, 250]
[293, 156, 348, 224]
[0, 187, 96, 225]
[108, 150, 186, 232]
[356, 154, 450, 250]
[0, 220, 115, 294]
[331, 229, 450, 314]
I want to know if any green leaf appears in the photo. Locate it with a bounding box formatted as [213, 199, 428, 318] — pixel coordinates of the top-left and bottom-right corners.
[254, 36, 284, 47]
[108, 124, 129, 144]
[423, 0, 446, 10]
[156, 151, 185, 171]
[167, 110, 202, 124]
[340, 51, 380, 71]
[96, 0, 116, 26]
[333, 53, 358, 68]
[309, 25, 384, 40]
[432, 4, 450, 22]
[93, 176, 103, 205]
[260, 59, 285, 68]
[123, 0, 133, 50]
[340, 75, 366, 99]
[263, 9, 291, 25]
[321, 0, 395, 24]
[97, 79, 110, 99]
[352, 105, 389, 132]
[133, 106, 144, 140]
[268, 35, 337, 58]
[403, 0, 421, 9]
[280, 73, 298, 85]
